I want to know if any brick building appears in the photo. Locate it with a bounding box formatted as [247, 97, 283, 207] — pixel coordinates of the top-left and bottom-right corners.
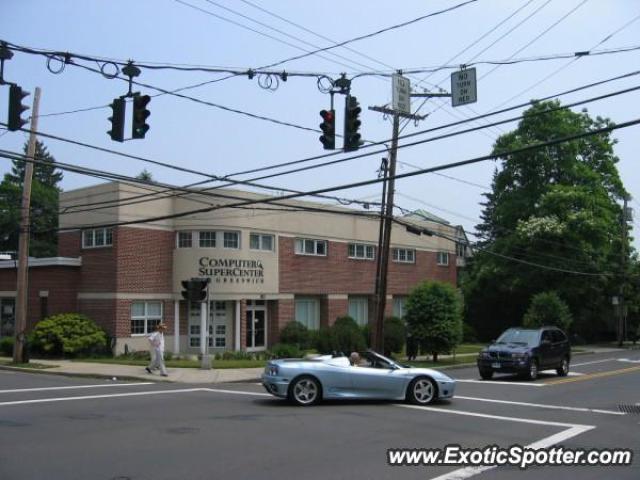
[0, 182, 464, 355]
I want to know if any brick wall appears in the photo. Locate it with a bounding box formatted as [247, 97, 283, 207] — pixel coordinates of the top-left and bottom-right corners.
[279, 237, 456, 295]
[116, 227, 174, 293]
[58, 231, 81, 257]
[0, 266, 79, 330]
[78, 298, 116, 335]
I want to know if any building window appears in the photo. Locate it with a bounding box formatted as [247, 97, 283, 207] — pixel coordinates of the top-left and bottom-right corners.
[177, 231, 193, 248]
[348, 243, 375, 260]
[223, 231, 240, 249]
[392, 248, 415, 263]
[294, 238, 327, 256]
[82, 228, 113, 248]
[456, 243, 466, 257]
[437, 252, 449, 266]
[130, 301, 163, 335]
[393, 297, 406, 319]
[348, 296, 369, 327]
[250, 233, 274, 251]
[294, 297, 320, 330]
[199, 231, 216, 248]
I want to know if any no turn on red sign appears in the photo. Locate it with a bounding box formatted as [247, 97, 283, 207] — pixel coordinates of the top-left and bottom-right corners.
[451, 68, 477, 107]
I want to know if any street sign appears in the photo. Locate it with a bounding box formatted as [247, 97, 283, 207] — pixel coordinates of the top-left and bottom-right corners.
[451, 68, 477, 107]
[392, 74, 411, 114]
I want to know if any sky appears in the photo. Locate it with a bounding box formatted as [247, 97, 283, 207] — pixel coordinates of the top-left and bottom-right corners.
[1, 0, 639, 249]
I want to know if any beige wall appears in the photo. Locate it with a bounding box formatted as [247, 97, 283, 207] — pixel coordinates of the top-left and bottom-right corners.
[60, 181, 459, 256]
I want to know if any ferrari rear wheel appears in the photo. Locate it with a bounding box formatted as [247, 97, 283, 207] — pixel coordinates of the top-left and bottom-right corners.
[289, 376, 321, 406]
[407, 377, 437, 405]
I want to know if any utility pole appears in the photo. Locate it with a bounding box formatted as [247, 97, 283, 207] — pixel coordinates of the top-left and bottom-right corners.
[618, 195, 629, 347]
[369, 77, 427, 353]
[13, 87, 41, 364]
[372, 158, 388, 350]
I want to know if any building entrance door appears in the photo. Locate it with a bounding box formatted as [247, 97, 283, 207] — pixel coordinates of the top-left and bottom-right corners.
[0, 298, 15, 339]
[246, 300, 266, 351]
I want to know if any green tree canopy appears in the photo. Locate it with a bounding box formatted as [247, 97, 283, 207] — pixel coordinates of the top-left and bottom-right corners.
[0, 141, 62, 257]
[405, 281, 463, 362]
[464, 101, 631, 341]
[522, 291, 573, 331]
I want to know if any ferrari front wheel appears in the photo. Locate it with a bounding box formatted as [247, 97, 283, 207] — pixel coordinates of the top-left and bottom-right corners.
[407, 377, 437, 405]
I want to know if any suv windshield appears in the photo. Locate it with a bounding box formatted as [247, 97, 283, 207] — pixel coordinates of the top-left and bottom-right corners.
[495, 329, 539, 347]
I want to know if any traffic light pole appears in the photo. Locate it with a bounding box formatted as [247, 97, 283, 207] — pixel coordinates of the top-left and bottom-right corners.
[13, 87, 41, 364]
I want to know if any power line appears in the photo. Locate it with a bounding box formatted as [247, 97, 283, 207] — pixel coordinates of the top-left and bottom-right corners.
[5, 76, 638, 215]
[41, 116, 640, 231]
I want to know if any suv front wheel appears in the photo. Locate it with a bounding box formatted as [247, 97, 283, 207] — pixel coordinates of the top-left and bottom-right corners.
[525, 359, 539, 380]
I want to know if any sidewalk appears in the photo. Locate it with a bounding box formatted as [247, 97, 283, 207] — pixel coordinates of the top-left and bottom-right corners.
[0, 345, 629, 384]
[0, 357, 264, 384]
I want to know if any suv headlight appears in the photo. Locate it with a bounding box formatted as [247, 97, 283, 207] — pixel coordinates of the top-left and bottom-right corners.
[479, 351, 491, 359]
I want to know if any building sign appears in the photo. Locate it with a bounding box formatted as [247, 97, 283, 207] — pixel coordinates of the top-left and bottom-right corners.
[198, 257, 265, 285]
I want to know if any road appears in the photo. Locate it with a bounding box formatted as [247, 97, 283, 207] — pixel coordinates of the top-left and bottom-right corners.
[0, 350, 638, 480]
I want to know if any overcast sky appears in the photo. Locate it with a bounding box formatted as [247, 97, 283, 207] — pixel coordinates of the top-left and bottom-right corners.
[1, 0, 639, 249]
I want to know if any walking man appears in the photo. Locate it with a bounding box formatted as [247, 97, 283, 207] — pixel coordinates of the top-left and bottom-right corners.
[146, 323, 168, 377]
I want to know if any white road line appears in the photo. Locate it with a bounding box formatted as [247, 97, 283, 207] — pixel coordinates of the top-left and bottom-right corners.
[0, 388, 203, 407]
[455, 395, 624, 415]
[202, 388, 270, 397]
[398, 404, 595, 480]
[617, 358, 640, 364]
[572, 358, 618, 367]
[0, 383, 154, 394]
[455, 379, 545, 387]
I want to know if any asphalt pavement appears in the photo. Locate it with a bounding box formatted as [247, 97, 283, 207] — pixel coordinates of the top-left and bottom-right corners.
[0, 349, 638, 480]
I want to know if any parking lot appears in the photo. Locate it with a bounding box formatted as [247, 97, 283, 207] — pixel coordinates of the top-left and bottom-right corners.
[0, 350, 638, 480]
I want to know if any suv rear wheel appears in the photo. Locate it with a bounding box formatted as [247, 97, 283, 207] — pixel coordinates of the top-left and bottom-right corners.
[556, 357, 570, 377]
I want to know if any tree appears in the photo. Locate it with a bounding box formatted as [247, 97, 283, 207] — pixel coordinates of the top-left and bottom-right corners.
[405, 281, 463, 362]
[464, 101, 631, 341]
[0, 141, 62, 257]
[136, 169, 153, 181]
[522, 291, 573, 331]
[383, 316, 406, 357]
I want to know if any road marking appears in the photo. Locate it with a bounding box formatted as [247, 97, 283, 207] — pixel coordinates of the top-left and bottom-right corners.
[617, 358, 640, 364]
[202, 388, 270, 397]
[572, 358, 619, 367]
[455, 395, 624, 415]
[398, 405, 594, 480]
[545, 365, 640, 385]
[455, 379, 545, 387]
[0, 383, 154, 394]
[0, 388, 203, 407]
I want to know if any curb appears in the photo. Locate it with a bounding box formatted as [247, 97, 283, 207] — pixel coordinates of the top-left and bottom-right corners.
[0, 364, 170, 383]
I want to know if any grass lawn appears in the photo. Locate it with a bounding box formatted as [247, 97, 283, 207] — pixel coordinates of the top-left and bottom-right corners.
[74, 357, 266, 369]
[451, 343, 485, 355]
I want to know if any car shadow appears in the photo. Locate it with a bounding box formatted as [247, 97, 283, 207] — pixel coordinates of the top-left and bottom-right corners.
[252, 398, 453, 408]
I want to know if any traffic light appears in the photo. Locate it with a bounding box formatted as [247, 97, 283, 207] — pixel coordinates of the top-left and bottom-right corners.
[7, 85, 30, 131]
[107, 97, 125, 142]
[319, 109, 335, 150]
[181, 277, 210, 302]
[132, 94, 151, 139]
[343, 95, 363, 152]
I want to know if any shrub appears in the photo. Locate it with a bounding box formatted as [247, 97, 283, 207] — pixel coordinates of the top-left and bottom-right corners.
[331, 316, 366, 355]
[522, 291, 573, 332]
[29, 313, 108, 357]
[384, 317, 406, 356]
[314, 326, 333, 354]
[406, 281, 463, 362]
[361, 324, 371, 348]
[279, 321, 309, 349]
[0, 336, 14, 357]
[463, 323, 478, 343]
[268, 343, 302, 359]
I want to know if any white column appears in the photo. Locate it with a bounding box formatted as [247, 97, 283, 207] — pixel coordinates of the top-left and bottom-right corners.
[173, 300, 180, 354]
[200, 301, 207, 356]
[235, 300, 241, 351]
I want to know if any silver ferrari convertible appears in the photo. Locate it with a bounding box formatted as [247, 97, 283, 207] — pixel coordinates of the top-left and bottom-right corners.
[261, 350, 456, 406]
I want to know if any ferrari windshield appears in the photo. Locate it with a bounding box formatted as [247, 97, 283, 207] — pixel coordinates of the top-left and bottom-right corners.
[495, 329, 539, 347]
[358, 351, 401, 369]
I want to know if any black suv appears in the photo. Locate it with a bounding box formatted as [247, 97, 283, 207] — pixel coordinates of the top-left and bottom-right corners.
[477, 326, 570, 380]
